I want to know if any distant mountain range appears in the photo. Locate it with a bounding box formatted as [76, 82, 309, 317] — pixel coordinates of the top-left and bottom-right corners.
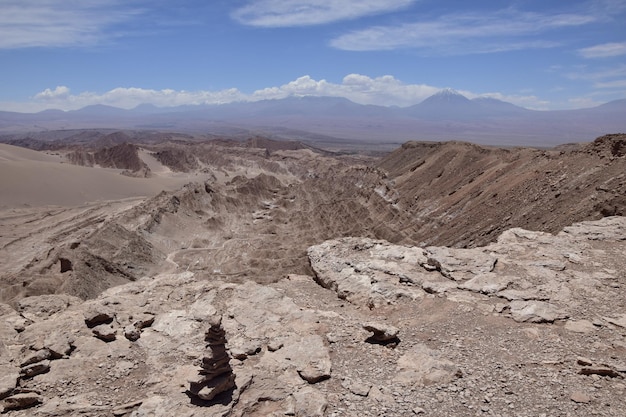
[1, 90, 625, 147]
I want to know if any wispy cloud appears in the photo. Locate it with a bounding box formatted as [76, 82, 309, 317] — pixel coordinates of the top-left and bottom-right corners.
[232, 0, 415, 27]
[331, 9, 596, 53]
[0, 0, 143, 49]
[567, 64, 626, 80]
[593, 79, 626, 88]
[565, 63, 626, 94]
[579, 42, 626, 58]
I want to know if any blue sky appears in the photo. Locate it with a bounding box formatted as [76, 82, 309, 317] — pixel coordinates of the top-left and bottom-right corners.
[1, 0, 625, 112]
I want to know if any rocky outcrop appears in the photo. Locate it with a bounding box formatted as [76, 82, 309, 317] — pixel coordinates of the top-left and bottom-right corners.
[151, 149, 199, 172]
[0, 271, 332, 416]
[309, 216, 626, 328]
[66, 143, 150, 176]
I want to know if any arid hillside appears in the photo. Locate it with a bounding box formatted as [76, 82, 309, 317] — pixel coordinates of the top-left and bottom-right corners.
[0, 132, 625, 416]
[376, 134, 626, 247]
[2, 133, 625, 302]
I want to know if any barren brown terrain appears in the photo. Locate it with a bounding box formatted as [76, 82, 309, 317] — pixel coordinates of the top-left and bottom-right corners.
[0, 132, 625, 416]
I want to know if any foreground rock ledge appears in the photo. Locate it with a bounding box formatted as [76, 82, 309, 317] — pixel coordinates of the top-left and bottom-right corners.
[0, 216, 625, 416]
[308, 216, 626, 327]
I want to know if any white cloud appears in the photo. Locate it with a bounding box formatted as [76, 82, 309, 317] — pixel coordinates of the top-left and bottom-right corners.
[0, 74, 558, 112]
[579, 42, 626, 58]
[232, 0, 415, 27]
[29, 86, 247, 110]
[0, 0, 142, 48]
[34, 86, 71, 100]
[330, 9, 596, 53]
[24, 75, 440, 111]
[252, 74, 439, 106]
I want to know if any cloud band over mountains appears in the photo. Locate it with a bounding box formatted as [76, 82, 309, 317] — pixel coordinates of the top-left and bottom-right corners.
[14, 74, 551, 113]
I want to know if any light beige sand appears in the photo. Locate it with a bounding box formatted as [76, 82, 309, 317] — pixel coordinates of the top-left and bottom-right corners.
[0, 144, 208, 208]
[138, 148, 172, 174]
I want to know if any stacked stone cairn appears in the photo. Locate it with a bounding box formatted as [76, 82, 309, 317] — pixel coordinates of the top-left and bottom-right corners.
[188, 316, 236, 402]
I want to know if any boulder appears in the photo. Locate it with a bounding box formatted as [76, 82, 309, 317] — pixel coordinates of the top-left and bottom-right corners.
[44, 332, 75, 358]
[124, 325, 142, 342]
[2, 392, 42, 411]
[362, 321, 400, 344]
[83, 304, 115, 328]
[20, 360, 51, 378]
[20, 349, 51, 367]
[92, 324, 117, 342]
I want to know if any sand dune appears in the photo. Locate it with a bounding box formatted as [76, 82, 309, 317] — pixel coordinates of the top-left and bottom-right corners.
[0, 144, 63, 163]
[0, 144, 206, 207]
[138, 148, 171, 174]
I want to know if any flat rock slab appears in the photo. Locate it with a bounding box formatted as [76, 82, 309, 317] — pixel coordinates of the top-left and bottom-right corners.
[292, 386, 328, 417]
[259, 334, 331, 384]
[570, 391, 592, 404]
[423, 246, 497, 281]
[0, 366, 19, 400]
[509, 300, 568, 323]
[17, 294, 83, 321]
[458, 273, 512, 294]
[564, 319, 596, 333]
[395, 344, 461, 387]
[605, 314, 626, 328]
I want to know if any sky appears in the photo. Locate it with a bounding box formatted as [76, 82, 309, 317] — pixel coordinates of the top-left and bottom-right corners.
[0, 0, 625, 112]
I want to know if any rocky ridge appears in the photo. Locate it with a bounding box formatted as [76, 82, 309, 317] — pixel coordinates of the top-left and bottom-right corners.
[65, 143, 150, 177]
[376, 134, 626, 247]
